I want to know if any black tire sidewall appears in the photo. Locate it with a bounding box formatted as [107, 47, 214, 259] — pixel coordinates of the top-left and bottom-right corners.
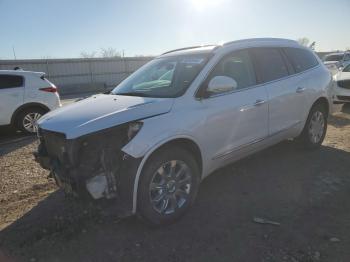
[137, 147, 200, 226]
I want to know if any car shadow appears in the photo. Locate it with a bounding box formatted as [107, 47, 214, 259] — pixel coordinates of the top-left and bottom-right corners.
[1, 141, 350, 261]
[0, 126, 37, 157]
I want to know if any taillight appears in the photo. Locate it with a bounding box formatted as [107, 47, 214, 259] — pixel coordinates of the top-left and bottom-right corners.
[39, 86, 57, 93]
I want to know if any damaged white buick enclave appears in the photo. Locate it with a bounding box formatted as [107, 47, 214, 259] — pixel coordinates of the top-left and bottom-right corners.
[35, 38, 332, 225]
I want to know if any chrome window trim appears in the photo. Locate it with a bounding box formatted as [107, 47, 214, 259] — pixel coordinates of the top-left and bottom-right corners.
[194, 47, 321, 100]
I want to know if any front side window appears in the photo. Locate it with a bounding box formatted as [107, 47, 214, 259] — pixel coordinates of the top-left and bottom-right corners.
[206, 49, 256, 93]
[283, 47, 319, 73]
[112, 54, 210, 98]
[0, 75, 24, 89]
[253, 48, 289, 83]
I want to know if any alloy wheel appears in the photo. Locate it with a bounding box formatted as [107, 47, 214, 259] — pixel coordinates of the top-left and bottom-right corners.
[22, 112, 42, 133]
[149, 160, 192, 215]
[308, 111, 325, 144]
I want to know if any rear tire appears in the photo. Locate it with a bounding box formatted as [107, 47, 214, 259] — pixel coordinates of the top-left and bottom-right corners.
[297, 103, 327, 149]
[137, 147, 200, 226]
[15, 107, 46, 134]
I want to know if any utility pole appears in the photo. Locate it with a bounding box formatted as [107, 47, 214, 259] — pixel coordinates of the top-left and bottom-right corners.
[12, 45, 17, 60]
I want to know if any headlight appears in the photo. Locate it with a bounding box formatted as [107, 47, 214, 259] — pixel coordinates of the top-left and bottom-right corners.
[127, 122, 143, 141]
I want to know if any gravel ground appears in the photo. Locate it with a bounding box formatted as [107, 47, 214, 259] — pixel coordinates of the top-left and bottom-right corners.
[0, 105, 349, 262]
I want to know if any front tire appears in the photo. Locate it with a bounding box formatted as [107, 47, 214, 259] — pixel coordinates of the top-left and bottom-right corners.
[137, 147, 200, 226]
[298, 103, 327, 149]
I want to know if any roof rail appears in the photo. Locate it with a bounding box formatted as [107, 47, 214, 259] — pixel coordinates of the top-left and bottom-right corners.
[161, 45, 217, 55]
[223, 38, 298, 47]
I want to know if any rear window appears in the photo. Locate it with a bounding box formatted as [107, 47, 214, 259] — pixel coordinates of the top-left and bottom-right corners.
[253, 48, 289, 83]
[0, 75, 24, 89]
[283, 48, 319, 73]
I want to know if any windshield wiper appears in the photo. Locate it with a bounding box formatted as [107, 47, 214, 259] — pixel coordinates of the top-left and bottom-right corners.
[116, 92, 152, 97]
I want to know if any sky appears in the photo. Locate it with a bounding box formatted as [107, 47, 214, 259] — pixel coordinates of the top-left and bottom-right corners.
[0, 0, 349, 59]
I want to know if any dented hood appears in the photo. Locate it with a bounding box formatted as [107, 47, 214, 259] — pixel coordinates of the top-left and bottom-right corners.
[38, 94, 174, 139]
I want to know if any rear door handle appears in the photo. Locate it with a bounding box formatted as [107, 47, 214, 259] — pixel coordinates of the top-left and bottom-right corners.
[254, 99, 266, 106]
[296, 87, 306, 93]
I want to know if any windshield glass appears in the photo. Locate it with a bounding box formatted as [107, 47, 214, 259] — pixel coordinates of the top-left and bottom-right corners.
[324, 54, 343, 62]
[343, 64, 350, 72]
[112, 54, 210, 98]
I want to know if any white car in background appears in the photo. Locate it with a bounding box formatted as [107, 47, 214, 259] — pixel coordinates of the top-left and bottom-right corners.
[323, 52, 350, 74]
[0, 70, 61, 133]
[332, 63, 350, 104]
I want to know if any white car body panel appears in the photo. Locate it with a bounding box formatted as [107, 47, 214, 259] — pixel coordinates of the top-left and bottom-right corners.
[332, 70, 350, 103]
[36, 38, 333, 214]
[0, 70, 61, 126]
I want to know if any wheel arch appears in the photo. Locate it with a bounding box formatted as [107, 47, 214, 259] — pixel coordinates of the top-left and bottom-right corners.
[311, 96, 329, 118]
[11, 102, 50, 125]
[130, 136, 203, 214]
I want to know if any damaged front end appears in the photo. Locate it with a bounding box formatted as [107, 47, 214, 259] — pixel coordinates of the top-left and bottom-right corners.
[34, 123, 142, 213]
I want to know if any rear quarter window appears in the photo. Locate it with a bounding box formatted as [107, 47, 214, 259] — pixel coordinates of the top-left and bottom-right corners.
[0, 74, 24, 89]
[283, 48, 319, 73]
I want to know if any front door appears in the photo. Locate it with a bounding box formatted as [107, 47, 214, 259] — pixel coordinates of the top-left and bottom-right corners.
[197, 49, 269, 162]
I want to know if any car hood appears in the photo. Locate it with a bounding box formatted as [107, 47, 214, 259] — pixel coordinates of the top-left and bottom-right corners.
[38, 94, 174, 139]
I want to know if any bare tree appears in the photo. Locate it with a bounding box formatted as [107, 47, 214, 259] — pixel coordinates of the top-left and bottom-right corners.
[309, 41, 316, 50]
[80, 51, 97, 58]
[297, 37, 310, 47]
[100, 47, 121, 58]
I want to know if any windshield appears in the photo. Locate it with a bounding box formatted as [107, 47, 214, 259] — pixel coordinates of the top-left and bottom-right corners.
[343, 64, 350, 72]
[324, 54, 343, 62]
[112, 54, 210, 98]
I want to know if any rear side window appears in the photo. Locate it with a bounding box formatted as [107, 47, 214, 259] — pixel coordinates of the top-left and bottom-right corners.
[253, 48, 289, 83]
[0, 75, 24, 89]
[283, 48, 319, 73]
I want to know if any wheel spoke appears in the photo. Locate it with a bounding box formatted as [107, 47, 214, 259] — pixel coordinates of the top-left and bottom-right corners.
[178, 176, 191, 186]
[150, 182, 165, 191]
[169, 195, 178, 210]
[152, 192, 166, 203]
[160, 197, 169, 213]
[175, 188, 188, 199]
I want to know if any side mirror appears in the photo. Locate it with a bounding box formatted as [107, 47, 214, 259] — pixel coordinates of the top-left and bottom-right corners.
[207, 76, 237, 95]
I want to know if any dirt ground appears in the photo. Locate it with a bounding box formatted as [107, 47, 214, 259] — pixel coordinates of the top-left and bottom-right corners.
[0, 105, 349, 262]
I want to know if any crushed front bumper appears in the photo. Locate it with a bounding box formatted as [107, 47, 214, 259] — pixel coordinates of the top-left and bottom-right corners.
[34, 127, 142, 215]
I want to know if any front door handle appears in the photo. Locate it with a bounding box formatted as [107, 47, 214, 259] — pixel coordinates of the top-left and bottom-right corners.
[296, 87, 306, 93]
[254, 99, 266, 106]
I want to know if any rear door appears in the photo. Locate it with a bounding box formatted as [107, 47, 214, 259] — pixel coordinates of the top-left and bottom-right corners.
[0, 74, 24, 125]
[252, 47, 305, 136]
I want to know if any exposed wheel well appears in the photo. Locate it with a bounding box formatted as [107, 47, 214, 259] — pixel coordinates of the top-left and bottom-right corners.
[312, 97, 329, 118]
[146, 138, 203, 178]
[11, 103, 50, 125]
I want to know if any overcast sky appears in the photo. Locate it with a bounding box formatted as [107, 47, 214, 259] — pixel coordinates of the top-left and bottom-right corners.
[0, 0, 349, 59]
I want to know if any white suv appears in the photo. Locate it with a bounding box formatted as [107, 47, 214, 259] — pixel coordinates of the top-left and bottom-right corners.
[0, 70, 61, 133]
[35, 38, 332, 225]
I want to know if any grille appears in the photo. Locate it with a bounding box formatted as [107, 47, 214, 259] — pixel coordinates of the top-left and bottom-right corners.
[337, 80, 350, 89]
